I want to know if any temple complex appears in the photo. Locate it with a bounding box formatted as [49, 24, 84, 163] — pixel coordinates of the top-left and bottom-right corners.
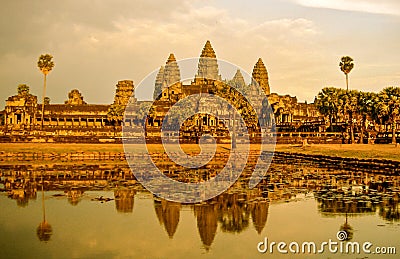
[0, 40, 325, 143]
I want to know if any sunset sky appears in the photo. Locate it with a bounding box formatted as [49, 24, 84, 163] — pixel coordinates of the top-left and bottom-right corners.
[1, 0, 399, 107]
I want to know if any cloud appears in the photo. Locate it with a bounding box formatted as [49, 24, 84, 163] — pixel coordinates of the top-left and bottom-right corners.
[0, 1, 322, 105]
[0, 0, 399, 108]
[293, 0, 400, 15]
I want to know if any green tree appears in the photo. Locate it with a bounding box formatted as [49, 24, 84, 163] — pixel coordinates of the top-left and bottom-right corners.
[17, 84, 30, 95]
[339, 89, 359, 144]
[44, 97, 50, 105]
[315, 87, 341, 131]
[339, 56, 354, 91]
[376, 87, 400, 144]
[357, 91, 376, 143]
[107, 104, 125, 136]
[37, 54, 55, 129]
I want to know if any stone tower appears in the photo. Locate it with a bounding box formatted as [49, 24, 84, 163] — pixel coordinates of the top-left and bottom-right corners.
[196, 40, 221, 80]
[154, 66, 165, 100]
[251, 58, 270, 95]
[65, 89, 86, 105]
[153, 54, 181, 100]
[231, 69, 246, 88]
[164, 53, 181, 87]
[113, 80, 135, 106]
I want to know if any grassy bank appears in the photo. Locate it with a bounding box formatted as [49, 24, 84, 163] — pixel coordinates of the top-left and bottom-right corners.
[0, 143, 399, 161]
[275, 144, 400, 162]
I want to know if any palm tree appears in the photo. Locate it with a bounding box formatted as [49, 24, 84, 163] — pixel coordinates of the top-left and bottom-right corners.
[339, 56, 354, 91]
[357, 91, 376, 144]
[339, 89, 359, 144]
[37, 54, 55, 129]
[107, 104, 125, 136]
[339, 213, 353, 241]
[376, 87, 400, 144]
[315, 87, 341, 131]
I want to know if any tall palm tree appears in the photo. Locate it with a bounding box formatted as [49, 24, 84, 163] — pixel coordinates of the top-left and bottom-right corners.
[339, 56, 354, 91]
[357, 91, 376, 144]
[339, 89, 359, 144]
[377, 87, 400, 144]
[37, 54, 55, 129]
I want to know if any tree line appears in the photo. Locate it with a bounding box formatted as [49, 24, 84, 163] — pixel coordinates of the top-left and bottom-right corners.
[315, 86, 400, 144]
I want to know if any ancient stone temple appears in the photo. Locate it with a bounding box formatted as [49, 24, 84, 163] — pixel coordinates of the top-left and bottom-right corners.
[0, 39, 325, 143]
[65, 89, 86, 105]
[251, 58, 270, 95]
[196, 40, 221, 81]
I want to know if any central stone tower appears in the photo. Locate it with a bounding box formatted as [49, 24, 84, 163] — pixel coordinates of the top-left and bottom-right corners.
[196, 40, 221, 80]
[163, 53, 181, 87]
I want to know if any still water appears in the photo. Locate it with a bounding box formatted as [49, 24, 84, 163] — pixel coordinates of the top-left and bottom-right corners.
[1, 159, 399, 258]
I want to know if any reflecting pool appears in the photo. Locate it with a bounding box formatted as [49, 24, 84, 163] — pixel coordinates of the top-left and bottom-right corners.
[1, 159, 399, 258]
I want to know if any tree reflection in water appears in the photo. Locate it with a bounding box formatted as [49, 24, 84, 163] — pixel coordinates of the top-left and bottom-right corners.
[379, 196, 400, 222]
[339, 213, 353, 241]
[216, 193, 250, 234]
[37, 174, 53, 242]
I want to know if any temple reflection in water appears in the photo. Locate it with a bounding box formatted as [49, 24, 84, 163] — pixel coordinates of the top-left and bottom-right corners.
[1, 160, 400, 250]
[154, 199, 181, 238]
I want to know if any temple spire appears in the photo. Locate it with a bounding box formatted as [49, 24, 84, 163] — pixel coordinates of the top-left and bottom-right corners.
[153, 54, 181, 100]
[200, 40, 217, 58]
[164, 53, 181, 86]
[196, 40, 221, 80]
[251, 58, 270, 95]
[232, 69, 246, 87]
[167, 53, 177, 63]
[153, 66, 165, 100]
